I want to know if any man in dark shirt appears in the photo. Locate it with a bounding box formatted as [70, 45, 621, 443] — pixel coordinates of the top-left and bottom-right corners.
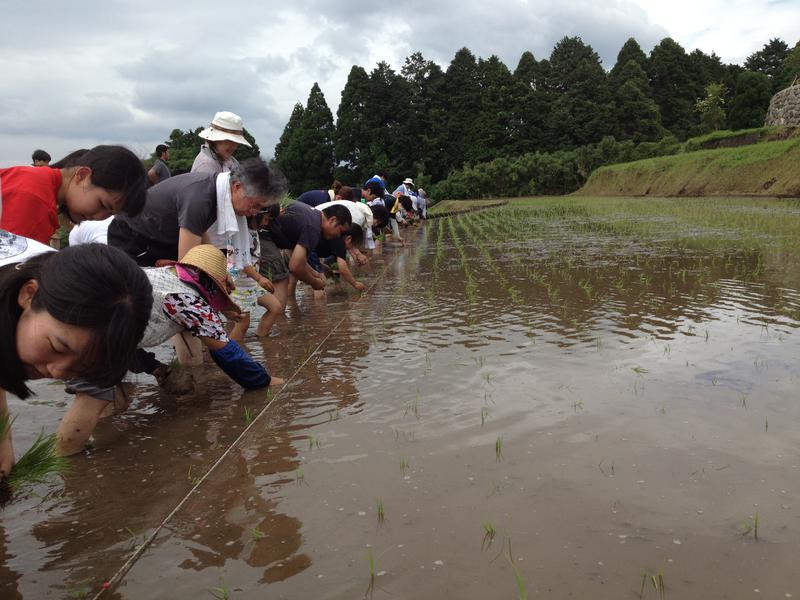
[263, 201, 352, 308]
[147, 144, 172, 187]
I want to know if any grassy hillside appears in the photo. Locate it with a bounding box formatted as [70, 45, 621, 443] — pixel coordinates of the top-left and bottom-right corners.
[580, 136, 800, 197]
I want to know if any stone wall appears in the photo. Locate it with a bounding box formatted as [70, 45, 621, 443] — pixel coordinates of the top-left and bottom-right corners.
[766, 84, 800, 126]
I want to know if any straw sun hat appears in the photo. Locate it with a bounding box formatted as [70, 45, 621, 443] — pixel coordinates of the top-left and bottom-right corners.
[174, 244, 240, 313]
[199, 111, 252, 147]
[403, 177, 414, 185]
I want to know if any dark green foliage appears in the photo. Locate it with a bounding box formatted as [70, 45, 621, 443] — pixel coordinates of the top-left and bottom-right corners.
[546, 37, 612, 148]
[281, 83, 335, 195]
[745, 38, 791, 92]
[275, 103, 304, 166]
[609, 38, 648, 90]
[402, 52, 448, 182]
[782, 41, 800, 85]
[362, 62, 414, 182]
[612, 60, 665, 142]
[648, 38, 696, 139]
[728, 71, 773, 130]
[430, 135, 678, 199]
[512, 51, 550, 153]
[437, 48, 482, 175]
[333, 67, 370, 182]
[468, 56, 518, 164]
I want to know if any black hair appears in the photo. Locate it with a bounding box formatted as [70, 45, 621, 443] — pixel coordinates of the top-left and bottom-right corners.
[51, 145, 147, 217]
[369, 204, 389, 228]
[321, 204, 352, 228]
[399, 195, 413, 211]
[230, 158, 287, 200]
[32, 149, 51, 163]
[156, 144, 169, 157]
[0, 245, 153, 399]
[348, 224, 364, 248]
[363, 181, 384, 197]
[330, 180, 343, 195]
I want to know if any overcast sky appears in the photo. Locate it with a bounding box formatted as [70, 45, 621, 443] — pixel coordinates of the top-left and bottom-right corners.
[1, 0, 797, 167]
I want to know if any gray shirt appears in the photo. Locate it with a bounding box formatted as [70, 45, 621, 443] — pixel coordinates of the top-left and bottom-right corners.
[117, 172, 218, 247]
[149, 158, 171, 186]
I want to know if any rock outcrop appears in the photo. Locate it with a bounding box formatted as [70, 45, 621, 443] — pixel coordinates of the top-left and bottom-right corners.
[766, 84, 800, 126]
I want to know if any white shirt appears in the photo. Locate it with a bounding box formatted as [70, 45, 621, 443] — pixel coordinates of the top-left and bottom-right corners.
[68, 216, 114, 246]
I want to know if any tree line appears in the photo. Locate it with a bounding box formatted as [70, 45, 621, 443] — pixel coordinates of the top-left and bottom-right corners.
[272, 36, 799, 197]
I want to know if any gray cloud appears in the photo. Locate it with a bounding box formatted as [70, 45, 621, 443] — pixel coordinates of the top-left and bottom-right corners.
[0, 0, 793, 167]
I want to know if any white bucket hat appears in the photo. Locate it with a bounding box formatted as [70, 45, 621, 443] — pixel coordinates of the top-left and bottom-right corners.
[199, 111, 252, 147]
[403, 177, 414, 185]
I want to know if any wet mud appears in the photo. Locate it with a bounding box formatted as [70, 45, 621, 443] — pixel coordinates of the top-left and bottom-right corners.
[2, 201, 800, 599]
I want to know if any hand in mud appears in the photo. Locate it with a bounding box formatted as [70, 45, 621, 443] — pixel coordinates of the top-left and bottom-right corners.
[153, 365, 195, 395]
[269, 376, 285, 387]
[354, 281, 366, 292]
[355, 253, 368, 266]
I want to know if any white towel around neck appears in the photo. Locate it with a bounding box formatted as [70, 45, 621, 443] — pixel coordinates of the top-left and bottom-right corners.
[212, 172, 251, 273]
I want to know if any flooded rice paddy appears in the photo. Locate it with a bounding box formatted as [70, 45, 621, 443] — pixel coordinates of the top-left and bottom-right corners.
[3, 196, 800, 599]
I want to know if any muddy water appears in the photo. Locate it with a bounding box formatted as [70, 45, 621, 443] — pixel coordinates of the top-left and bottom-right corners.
[3, 202, 800, 599]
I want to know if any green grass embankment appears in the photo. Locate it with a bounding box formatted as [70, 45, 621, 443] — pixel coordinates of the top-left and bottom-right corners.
[580, 136, 800, 198]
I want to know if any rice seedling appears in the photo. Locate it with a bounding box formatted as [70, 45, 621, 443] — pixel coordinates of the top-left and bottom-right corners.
[399, 455, 410, 476]
[266, 387, 274, 401]
[295, 469, 306, 486]
[495, 437, 504, 461]
[308, 435, 321, 450]
[739, 393, 748, 409]
[243, 406, 254, 425]
[67, 583, 90, 599]
[404, 390, 421, 419]
[765, 417, 769, 432]
[505, 539, 528, 600]
[481, 522, 496, 551]
[0, 428, 69, 504]
[482, 371, 494, 386]
[187, 466, 202, 486]
[365, 548, 376, 599]
[328, 408, 341, 422]
[481, 406, 490, 427]
[376, 499, 385, 526]
[208, 578, 230, 599]
[639, 566, 666, 600]
[249, 527, 265, 541]
[631, 367, 649, 375]
[741, 513, 760, 540]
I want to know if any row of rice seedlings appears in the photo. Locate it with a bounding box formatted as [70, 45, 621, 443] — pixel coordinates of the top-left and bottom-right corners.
[447, 215, 479, 312]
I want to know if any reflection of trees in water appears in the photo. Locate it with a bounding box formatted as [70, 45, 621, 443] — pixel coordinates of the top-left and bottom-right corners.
[0, 524, 23, 600]
[424, 214, 799, 343]
[17, 283, 378, 594]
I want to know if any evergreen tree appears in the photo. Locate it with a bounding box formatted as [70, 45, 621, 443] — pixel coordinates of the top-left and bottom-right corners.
[546, 36, 612, 147]
[333, 66, 370, 182]
[438, 47, 482, 174]
[362, 61, 414, 181]
[609, 38, 648, 90]
[401, 52, 447, 181]
[282, 83, 335, 195]
[512, 51, 550, 153]
[745, 38, 791, 91]
[275, 103, 304, 166]
[612, 60, 664, 142]
[648, 37, 695, 139]
[468, 55, 517, 164]
[728, 71, 773, 129]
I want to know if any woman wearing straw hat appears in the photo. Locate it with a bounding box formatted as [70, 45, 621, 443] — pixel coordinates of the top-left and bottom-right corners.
[57, 244, 284, 455]
[191, 111, 252, 175]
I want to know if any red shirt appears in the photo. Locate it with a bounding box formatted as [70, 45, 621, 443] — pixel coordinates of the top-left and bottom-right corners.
[0, 166, 62, 244]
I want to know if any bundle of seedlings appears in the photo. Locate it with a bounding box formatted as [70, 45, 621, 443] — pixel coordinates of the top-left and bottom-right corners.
[0, 413, 68, 506]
